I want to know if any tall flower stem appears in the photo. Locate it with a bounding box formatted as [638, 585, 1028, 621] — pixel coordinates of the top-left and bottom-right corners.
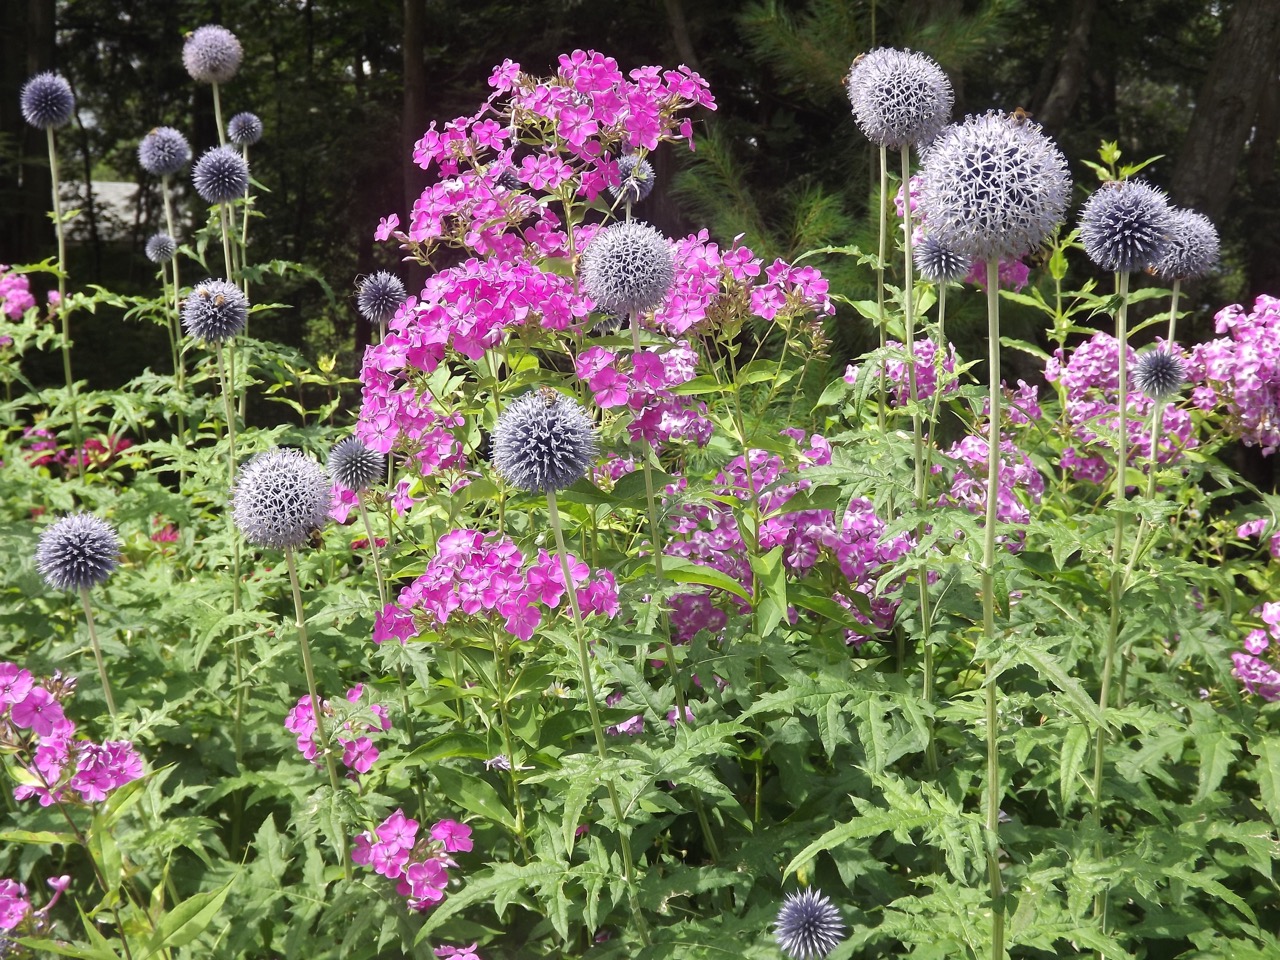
[284, 547, 352, 881]
[357, 498, 388, 608]
[214, 343, 237, 484]
[981, 260, 1005, 960]
[47, 126, 83, 460]
[546, 490, 650, 946]
[875, 144, 889, 430]
[1165, 278, 1181, 345]
[219, 203, 235, 283]
[1092, 270, 1132, 935]
[212, 83, 227, 148]
[79, 586, 117, 722]
[920, 280, 949, 775]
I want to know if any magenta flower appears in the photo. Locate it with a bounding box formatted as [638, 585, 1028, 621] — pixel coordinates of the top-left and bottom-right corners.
[0, 878, 30, 931]
[0, 662, 34, 712]
[10, 686, 67, 737]
[429, 819, 473, 854]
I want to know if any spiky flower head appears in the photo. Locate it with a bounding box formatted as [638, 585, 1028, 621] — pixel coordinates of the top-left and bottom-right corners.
[1078, 179, 1173, 273]
[1153, 207, 1219, 281]
[20, 72, 75, 130]
[1133, 350, 1186, 400]
[36, 513, 121, 592]
[918, 111, 1071, 262]
[328, 437, 385, 492]
[227, 111, 262, 147]
[181, 278, 248, 343]
[183, 25, 243, 85]
[914, 232, 970, 283]
[609, 154, 655, 204]
[137, 126, 191, 176]
[192, 146, 249, 203]
[774, 888, 846, 960]
[846, 48, 953, 149]
[232, 448, 331, 550]
[580, 221, 674, 316]
[356, 271, 407, 324]
[145, 233, 177, 264]
[492, 390, 598, 494]
[494, 166, 522, 191]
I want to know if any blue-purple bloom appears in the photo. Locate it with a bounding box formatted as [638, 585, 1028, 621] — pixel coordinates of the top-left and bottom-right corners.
[1078, 179, 1173, 274]
[36, 514, 121, 591]
[846, 47, 953, 149]
[610, 154, 655, 204]
[774, 888, 846, 959]
[1133, 350, 1186, 400]
[1153, 207, 1219, 281]
[145, 233, 177, 264]
[192, 146, 250, 203]
[138, 127, 191, 176]
[20, 72, 75, 130]
[181, 278, 248, 342]
[492, 391, 598, 494]
[232, 448, 331, 550]
[227, 112, 263, 147]
[914, 232, 969, 283]
[356, 272, 407, 325]
[183, 25, 243, 85]
[580, 221, 674, 316]
[328, 437, 385, 492]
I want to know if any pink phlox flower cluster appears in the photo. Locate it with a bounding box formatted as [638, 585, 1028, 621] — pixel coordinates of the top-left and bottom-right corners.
[1191, 296, 1280, 454]
[329, 484, 360, 524]
[1045, 332, 1199, 482]
[592, 453, 636, 489]
[844, 337, 959, 408]
[353, 808, 473, 912]
[605, 689, 645, 736]
[1233, 601, 1280, 700]
[664, 435, 909, 641]
[986, 380, 1042, 426]
[940, 434, 1045, 529]
[0, 874, 68, 938]
[0, 266, 36, 321]
[965, 258, 1030, 292]
[0, 878, 30, 931]
[894, 175, 924, 218]
[373, 529, 619, 645]
[1236, 518, 1280, 562]
[435, 944, 483, 960]
[284, 683, 392, 778]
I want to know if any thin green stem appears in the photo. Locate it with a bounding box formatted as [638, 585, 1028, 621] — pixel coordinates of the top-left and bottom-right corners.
[48, 126, 83, 460]
[1166, 279, 1181, 345]
[875, 144, 889, 431]
[493, 633, 531, 861]
[79, 587, 117, 722]
[920, 281, 948, 775]
[546, 490, 650, 946]
[214, 343, 237, 485]
[212, 83, 227, 148]
[357, 497, 388, 608]
[981, 260, 1005, 960]
[285, 547, 352, 881]
[219, 203, 235, 283]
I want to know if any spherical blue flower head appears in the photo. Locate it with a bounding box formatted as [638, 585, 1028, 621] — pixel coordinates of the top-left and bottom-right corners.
[494, 166, 523, 191]
[227, 111, 263, 147]
[356, 271, 407, 324]
[609, 154, 655, 204]
[914, 232, 970, 283]
[580, 221, 675, 316]
[1078, 179, 1173, 273]
[145, 232, 177, 264]
[846, 48, 953, 149]
[1133, 350, 1186, 400]
[36, 513, 121, 592]
[775, 888, 846, 960]
[183, 24, 243, 85]
[138, 126, 191, 176]
[20, 72, 75, 130]
[1153, 207, 1219, 281]
[182, 278, 248, 343]
[918, 111, 1071, 262]
[492, 390, 598, 494]
[192, 146, 250, 204]
[232, 448, 331, 550]
[328, 436, 385, 492]
[591, 309, 626, 336]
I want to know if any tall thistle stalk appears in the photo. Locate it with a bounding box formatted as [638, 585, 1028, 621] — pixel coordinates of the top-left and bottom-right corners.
[47, 126, 83, 460]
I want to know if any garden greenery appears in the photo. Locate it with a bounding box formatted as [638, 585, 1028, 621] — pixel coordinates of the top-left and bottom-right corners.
[3, 31, 1280, 960]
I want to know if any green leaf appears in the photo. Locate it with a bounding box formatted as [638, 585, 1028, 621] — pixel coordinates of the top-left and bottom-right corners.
[430, 765, 518, 832]
[657, 556, 752, 603]
[0, 829, 77, 845]
[1059, 723, 1089, 810]
[137, 877, 235, 958]
[1249, 737, 1280, 827]
[1195, 731, 1237, 801]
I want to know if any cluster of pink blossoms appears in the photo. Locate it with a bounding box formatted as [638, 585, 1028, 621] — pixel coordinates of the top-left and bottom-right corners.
[1045, 332, 1199, 483]
[352, 808, 473, 911]
[844, 337, 959, 408]
[1232, 601, 1280, 701]
[0, 266, 36, 321]
[665, 431, 911, 642]
[942, 435, 1046, 528]
[0, 874, 69, 937]
[1237, 518, 1280, 561]
[1, 663, 143, 807]
[284, 684, 391, 778]
[1190, 295, 1280, 455]
[373, 529, 618, 644]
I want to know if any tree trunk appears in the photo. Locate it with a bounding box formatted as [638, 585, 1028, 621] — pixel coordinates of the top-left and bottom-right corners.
[1036, 0, 1096, 132]
[1169, 0, 1280, 223]
[402, 0, 427, 293]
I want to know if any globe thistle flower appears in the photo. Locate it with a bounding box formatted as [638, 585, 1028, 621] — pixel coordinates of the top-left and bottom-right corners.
[609, 154, 655, 204]
[137, 126, 191, 176]
[231, 448, 331, 550]
[36, 513, 121, 592]
[1133, 349, 1186, 400]
[914, 232, 970, 283]
[494, 166, 522, 191]
[181, 278, 248, 343]
[227, 111, 263, 147]
[328, 437, 385, 492]
[182, 24, 243, 85]
[846, 47, 953, 149]
[192, 145, 249, 204]
[1153, 207, 1219, 281]
[591, 310, 626, 336]
[1078, 179, 1174, 274]
[145, 233, 177, 264]
[20, 72, 75, 130]
[918, 111, 1071, 262]
[580, 221, 675, 316]
[774, 888, 846, 960]
[356, 271, 407, 325]
[492, 390, 598, 494]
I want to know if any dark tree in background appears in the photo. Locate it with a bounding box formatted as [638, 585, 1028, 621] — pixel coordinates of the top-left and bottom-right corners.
[2, 0, 1279, 390]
